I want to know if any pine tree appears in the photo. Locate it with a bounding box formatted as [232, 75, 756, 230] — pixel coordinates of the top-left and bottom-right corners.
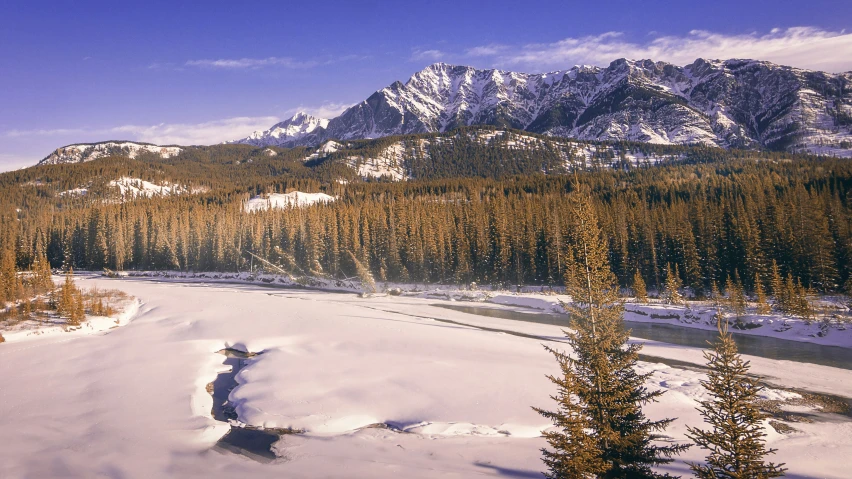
[58, 269, 83, 325]
[754, 273, 771, 315]
[789, 278, 815, 321]
[725, 273, 746, 318]
[537, 192, 686, 479]
[769, 260, 785, 312]
[710, 281, 722, 309]
[664, 263, 684, 305]
[535, 348, 607, 478]
[68, 287, 85, 326]
[633, 269, 648, 303]
[348, 251, 376, 295]
[0, 246, 21, 304]
[686, 320, 786, 479]
[32, 250, 54, 292]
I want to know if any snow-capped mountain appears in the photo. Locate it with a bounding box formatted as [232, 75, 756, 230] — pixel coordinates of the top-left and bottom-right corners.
[235, 59, 852, 156]
[229, 112, 329, 147]
[39, 141, 182, 165]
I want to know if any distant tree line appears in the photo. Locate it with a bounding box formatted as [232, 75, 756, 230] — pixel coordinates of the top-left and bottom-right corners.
[2, 155, 851, 295]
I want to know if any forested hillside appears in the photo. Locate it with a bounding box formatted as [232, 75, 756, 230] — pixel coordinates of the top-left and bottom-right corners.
[2, 129, 851, 296]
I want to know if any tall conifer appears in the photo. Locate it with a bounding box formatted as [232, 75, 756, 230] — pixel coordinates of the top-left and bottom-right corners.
[537, 192, 686, 479]
[633, 269, 648, 303]
[754, 273, 770, 315]
[664, 263, 684, 305]
[687, 320, 786, 479]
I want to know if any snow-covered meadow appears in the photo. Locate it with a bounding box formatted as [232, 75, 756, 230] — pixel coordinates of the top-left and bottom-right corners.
[0, 275, 850, 478]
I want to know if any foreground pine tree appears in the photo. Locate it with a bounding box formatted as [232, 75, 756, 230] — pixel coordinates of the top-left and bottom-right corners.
[535, 357, 606, 478]
[536, 192, 687, 479]
[686, 320, 786, 479]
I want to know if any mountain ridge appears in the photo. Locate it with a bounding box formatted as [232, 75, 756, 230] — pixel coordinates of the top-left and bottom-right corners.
[231, 58, 852, 157]
[226, 111, 329, 147]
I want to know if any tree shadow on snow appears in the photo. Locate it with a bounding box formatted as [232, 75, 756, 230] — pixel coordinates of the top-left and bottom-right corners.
[475, 462, 543, 478]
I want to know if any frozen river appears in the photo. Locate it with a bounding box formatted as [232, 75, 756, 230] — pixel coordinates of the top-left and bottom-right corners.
[436, 303, 852, 370]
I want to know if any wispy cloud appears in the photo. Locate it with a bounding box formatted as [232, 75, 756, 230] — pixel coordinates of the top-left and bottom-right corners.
[0, 153, 39, 173]
[4, 116, 281, 146]
[4, 128, 88, 138]
[283, 102, 353, 119]
[410, 49, 447, 62]
[443, 27, 852, 73]
[185, 57, 319, 69]
[109, 116, 281, 144]
[465, 44, 508, 57]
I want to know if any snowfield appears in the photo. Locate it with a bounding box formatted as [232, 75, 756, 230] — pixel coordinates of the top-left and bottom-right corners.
[243, 191, 336, 211]
[0, 276, 850, 478]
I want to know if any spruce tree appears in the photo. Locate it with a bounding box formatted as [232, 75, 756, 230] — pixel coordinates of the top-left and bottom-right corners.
[32, 250, 54, 293]
[686, 320, 786, 479]
[58, 269, 81, 323]
[769, 261, 785, 312]
[710, 281, 722, 309]
[535, 349, 607, 478]
[664, 263, 684, 305]
[754, 273, 770, 315]
[725, 273, 747, 318]
[633, 269, 648, 303]
[68, 287, 85, 326]
[0, 246, 21, 304]
[537, 192, 686, 479]
[348, 251, 376, 295]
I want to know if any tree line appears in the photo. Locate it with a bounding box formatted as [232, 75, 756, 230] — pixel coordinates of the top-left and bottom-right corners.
[3, 157, 850, 295]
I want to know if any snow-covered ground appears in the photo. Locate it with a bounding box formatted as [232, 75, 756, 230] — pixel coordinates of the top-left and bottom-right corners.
[108, 177, 197, 198]
[120, 271, 852, 349]
[480, 293, 852, 349]
[58, 177, 202, 200]
[0, 296, 139, 344]
[0, 276, 849, 478]
[243, 191, 336, 212]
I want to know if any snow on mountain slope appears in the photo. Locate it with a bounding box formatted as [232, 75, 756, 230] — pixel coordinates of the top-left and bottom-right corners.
[39, 141, 182, 165]
[346, 142, 410, 180]
[57, 177, 200, 200]
[229, 112, 329, 147]
[244, 191, 336, 211]
[301, 129, 679, 179]
[108, 177, 196, 198]
[302, 140, 346, 162]
[236, 59, 852, 157]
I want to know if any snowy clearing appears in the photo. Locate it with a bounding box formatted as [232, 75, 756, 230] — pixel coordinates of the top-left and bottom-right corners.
[243, 191, 336, 212]
[0, 276, 850, 478]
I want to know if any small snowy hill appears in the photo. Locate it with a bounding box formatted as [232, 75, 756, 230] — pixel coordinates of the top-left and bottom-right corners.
[244, 191, 335, 211]
[39, 141, 183, 165]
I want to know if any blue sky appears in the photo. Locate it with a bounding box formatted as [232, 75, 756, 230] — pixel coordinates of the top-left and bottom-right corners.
[2, 0, 851, 170]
